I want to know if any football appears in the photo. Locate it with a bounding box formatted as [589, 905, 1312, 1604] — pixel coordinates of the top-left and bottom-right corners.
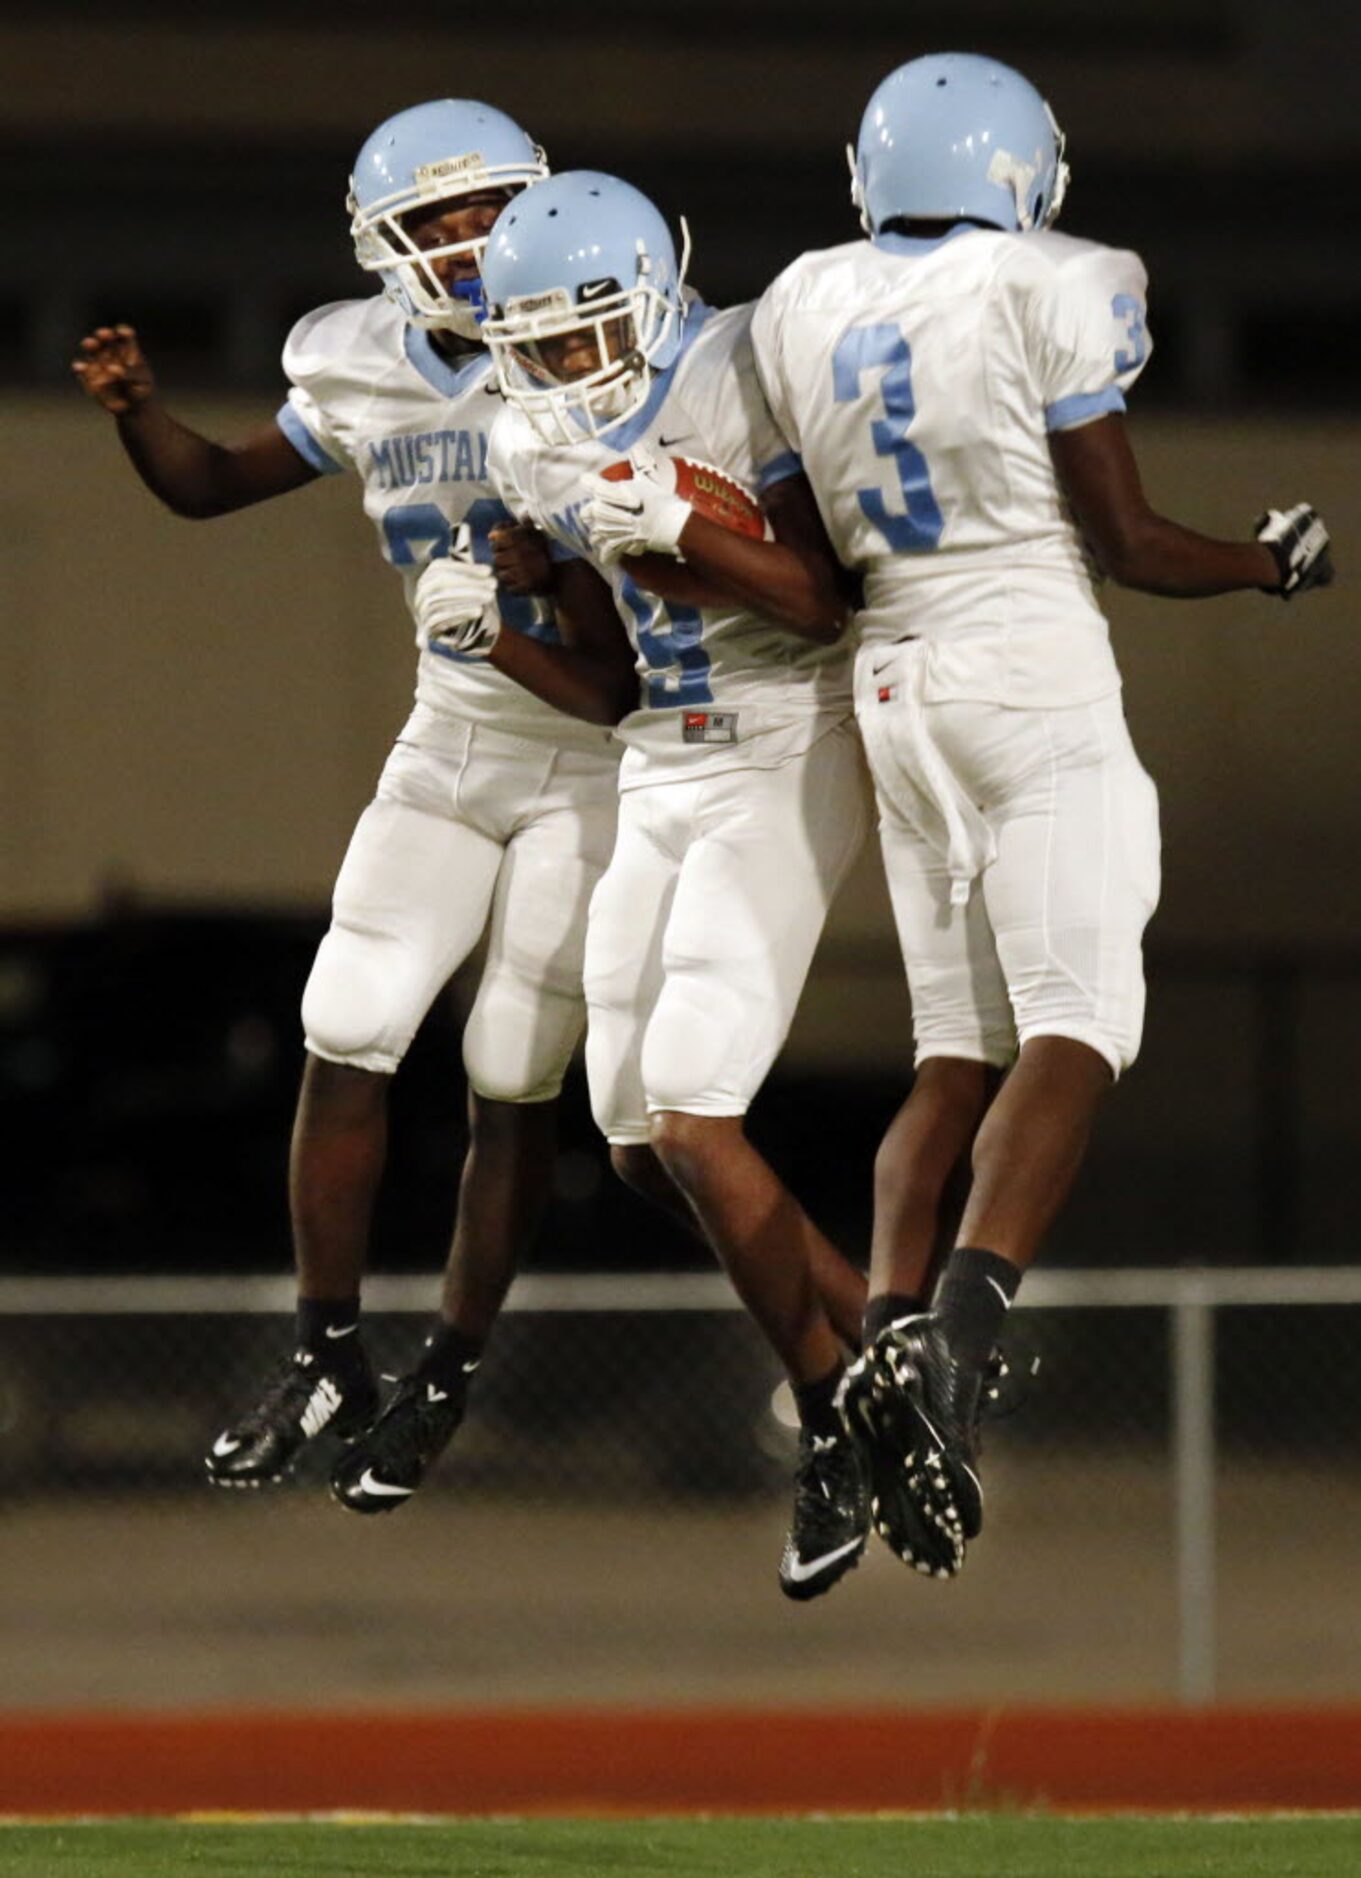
[600, 453, 770, 540]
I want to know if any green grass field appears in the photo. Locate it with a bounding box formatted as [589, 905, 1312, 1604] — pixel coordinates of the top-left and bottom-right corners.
[1, 1816, 1359, 1877]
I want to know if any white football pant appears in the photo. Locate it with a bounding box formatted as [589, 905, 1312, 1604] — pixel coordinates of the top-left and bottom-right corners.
[584, 721, 870, 1141]
[302, 709, 620, 1098]
[857, 641, 1160, 1078]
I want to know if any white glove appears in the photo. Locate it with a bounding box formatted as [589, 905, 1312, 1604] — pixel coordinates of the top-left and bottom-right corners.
[1255, 503, 1333, 598]
[413, 525, 500, 656]
[580, 450, 692, 564]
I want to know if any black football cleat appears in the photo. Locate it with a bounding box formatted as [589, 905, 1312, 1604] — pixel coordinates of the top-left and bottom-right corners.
[778, 1423, 869, 1602]
[330, 1370, 468, 1514]
[839, 1313, 984, 1579]
[206, 1347, 379, 1488]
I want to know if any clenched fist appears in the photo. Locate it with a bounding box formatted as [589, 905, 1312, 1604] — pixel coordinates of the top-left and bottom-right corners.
[71, 324, 156, 415]
[490, 521, 555, 596]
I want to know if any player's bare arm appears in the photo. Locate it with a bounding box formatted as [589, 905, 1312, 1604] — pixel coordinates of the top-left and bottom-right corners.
[1051, 414, 1330, 599]
[72, 323, 319, 518]
[492, 556, 637, 725]
[488, 521, 555, 595]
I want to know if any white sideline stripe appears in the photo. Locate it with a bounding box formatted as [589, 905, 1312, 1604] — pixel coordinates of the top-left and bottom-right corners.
[2, 1267, 1361, 1316]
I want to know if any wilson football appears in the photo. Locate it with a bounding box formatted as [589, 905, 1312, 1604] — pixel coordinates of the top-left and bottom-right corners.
[600, 454, 769, 540]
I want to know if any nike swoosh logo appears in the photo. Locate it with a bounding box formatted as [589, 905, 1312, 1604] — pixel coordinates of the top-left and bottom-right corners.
[657, 434, 692, 449]
[355, 1469, 413, 1499]
[324, 1323, 358, 1339]
[984, 1276, 1013, 1308]
[211, 1434, 242, 1458]
[784, 1535, 863, 1583]
[579, 281, 614, 301]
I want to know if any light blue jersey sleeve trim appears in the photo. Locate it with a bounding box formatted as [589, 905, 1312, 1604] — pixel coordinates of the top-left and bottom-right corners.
[756, 449, 803, 492]
[1044, 386, 1126, 433]
[276, 401, 346, 474]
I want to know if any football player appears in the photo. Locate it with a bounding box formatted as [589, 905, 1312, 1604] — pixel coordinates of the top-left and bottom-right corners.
[417, 171, 874, 1599]
[683, 53, 1331, 1577]
[74, 101, 629, 1512]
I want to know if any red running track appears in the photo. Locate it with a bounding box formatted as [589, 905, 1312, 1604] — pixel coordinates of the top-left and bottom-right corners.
[3, 1706, 1361, 1815]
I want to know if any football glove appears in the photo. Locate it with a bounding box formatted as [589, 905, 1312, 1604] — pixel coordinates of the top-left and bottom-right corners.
[581, 450, 691, 564]
[413, 525, 501, 657]
[1255, 503, 1333, 598]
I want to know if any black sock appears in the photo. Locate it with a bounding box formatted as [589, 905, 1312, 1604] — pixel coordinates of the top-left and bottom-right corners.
[296, 1296, 362, 1363]
[936, 1247, 1020, 1368]
[415, 1322, 484, 1393]
[793, 1361, 845, 1439]
[863, 1291, 929, 1345]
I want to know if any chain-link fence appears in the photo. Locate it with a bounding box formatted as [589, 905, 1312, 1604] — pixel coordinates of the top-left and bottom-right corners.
[2, 1271, 1359, 1714]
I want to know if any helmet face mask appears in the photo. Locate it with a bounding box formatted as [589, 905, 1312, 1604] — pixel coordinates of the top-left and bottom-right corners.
[481, 172, 691, 444]
[347, 101, 548, 338]
[850, 53, 1070, 238]
[495, 296, 644, 441]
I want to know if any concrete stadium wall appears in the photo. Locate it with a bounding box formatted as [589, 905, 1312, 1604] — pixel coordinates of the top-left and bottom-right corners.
[7, 399, 1355, 926]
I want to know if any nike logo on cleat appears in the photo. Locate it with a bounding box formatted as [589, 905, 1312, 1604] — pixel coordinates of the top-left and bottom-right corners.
[354, 1470, 413, 1499]
[211, 1434, 242, 1458]
[324, 1323, 358, 1339]
[783, 1536, 864, 1583]
[300, 1377, 343, 1438]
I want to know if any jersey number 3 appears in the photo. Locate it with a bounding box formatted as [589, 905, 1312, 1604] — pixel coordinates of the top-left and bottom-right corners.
[833, 324, 944, 553]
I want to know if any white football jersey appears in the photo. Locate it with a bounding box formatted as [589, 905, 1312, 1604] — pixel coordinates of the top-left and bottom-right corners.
[280, 294, 615, 754]
[489, 301, 853, 788]
[752, 228, 1153, 706]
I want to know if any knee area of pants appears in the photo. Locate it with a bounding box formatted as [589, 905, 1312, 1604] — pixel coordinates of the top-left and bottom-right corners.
[640, 981, 753, 1119]
[301, 936, 407, 1066]
[462, 980, 582, 1106]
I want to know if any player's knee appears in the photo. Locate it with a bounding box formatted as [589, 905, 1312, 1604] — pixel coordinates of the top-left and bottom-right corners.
[1015, 1023, 1132, 1083]
[462, 969, 584, 1104]
[301, 928, 414, 1074]
[648, 1109, 729, 1191]
[641, 973, 756, 1120]
[609, 1142, 658, 1197]
[1013, 961, 1147, 1080]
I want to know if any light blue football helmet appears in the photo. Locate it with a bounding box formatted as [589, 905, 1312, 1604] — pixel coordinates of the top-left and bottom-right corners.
[480, 171, 691, 442]
[850, 53, 1069, 237]
[348, 100, 548, 338]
